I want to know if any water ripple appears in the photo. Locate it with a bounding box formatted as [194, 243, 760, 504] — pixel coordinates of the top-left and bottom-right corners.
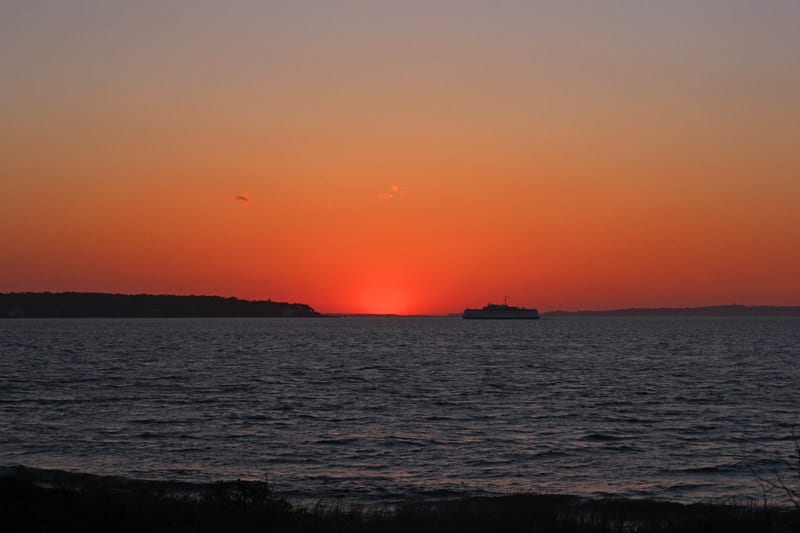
[0, 316, 798, 504]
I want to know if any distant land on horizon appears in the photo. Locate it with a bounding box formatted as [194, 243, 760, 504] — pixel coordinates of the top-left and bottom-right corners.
[542, 304, 800, 317]
[2, 293, 799, 318]
[0, 292, 321, 318]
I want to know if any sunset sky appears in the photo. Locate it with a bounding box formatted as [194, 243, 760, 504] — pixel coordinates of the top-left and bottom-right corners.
[2, 1, 799, 314]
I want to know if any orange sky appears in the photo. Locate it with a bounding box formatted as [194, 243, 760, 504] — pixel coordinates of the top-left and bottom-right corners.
[1, 2, 799, 314]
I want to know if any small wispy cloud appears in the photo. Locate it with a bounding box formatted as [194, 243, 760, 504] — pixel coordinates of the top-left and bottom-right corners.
[379, 184, 407, 199]
[234, 195, 250, 203]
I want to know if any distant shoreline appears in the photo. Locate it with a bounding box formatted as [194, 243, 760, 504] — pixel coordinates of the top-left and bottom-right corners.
[541, 304, 800, 317]
[0, 292, 322, 318]
[2, 293, 800, 318]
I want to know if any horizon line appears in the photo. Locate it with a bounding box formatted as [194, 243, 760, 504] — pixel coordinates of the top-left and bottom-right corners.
[3, 291, 800, 316]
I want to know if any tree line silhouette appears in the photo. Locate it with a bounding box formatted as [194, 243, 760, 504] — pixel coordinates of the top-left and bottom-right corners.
[0, 292, 321, 318]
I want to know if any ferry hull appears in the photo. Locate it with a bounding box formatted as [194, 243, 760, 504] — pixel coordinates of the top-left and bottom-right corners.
[462, 310, 540, 319]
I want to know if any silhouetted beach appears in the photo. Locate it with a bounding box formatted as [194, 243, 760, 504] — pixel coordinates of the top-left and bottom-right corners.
[2, 466, 799, 532]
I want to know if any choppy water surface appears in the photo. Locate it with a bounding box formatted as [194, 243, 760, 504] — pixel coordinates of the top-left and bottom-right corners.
[1, 317, 798, 504]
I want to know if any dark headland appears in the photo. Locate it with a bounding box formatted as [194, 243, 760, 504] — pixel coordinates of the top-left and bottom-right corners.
[0, 292, 322, 318]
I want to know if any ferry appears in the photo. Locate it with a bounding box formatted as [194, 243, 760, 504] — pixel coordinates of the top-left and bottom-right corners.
[462, 297, 540, 319]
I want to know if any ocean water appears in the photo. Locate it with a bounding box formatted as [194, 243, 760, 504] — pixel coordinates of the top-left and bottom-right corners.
[1, 317, 798, 505]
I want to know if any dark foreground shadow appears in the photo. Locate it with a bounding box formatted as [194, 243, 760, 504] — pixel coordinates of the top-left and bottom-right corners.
[1, 468, 798, 532]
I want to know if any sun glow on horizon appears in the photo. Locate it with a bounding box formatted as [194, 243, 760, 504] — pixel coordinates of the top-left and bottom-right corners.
[355, 286, 414, 315]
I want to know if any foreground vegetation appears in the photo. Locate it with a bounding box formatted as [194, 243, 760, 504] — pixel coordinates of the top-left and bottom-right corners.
[2, 470, 799, 533]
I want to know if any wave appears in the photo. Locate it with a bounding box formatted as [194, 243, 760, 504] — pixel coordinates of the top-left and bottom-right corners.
[673, 462, 743, 475]
[580, 433, 626, 442]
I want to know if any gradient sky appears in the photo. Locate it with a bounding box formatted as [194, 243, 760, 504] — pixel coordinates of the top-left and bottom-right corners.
[2, 1, 799, 314]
